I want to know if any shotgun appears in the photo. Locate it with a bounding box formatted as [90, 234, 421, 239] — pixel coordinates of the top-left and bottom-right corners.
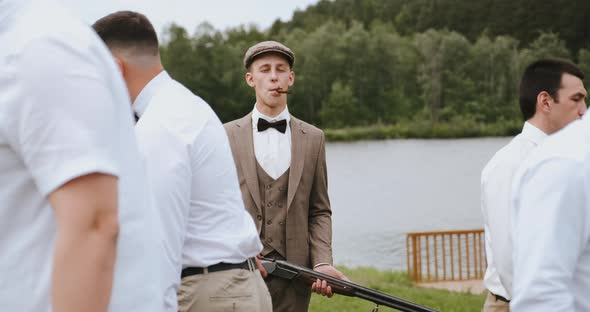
[261, 258, 439, 312]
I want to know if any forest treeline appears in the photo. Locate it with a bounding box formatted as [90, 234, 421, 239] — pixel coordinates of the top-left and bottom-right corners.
[160, 0, 590, 135]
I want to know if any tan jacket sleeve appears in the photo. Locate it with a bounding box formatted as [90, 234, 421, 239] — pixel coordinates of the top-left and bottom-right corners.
[308, 132, 333, 266]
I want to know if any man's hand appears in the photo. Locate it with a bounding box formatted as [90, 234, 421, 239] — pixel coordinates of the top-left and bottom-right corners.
[311, 265, 349, 298]
[255, 255, 268, 279]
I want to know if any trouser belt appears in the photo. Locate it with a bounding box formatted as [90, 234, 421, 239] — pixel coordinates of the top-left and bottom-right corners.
[181, 257, 256, 278]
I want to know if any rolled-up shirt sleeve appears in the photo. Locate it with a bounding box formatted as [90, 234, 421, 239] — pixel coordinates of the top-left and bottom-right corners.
[511, 159, 588, 311]
[7, 37, 120, 196]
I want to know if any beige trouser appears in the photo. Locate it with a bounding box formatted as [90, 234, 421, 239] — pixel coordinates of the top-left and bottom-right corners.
[482, 291, 510, 312]
[178, 268, 272, 312]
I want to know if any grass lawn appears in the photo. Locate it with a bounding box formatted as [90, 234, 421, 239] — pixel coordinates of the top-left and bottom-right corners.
[309, 267, 485, 312]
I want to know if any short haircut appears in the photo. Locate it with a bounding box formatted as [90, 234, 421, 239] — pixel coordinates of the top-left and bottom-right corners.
[92, 11, 159, 56]
[519, 58, 585, 121]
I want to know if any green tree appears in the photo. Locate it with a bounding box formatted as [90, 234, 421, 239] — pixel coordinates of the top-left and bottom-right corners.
[518, 32, 572, 77]
[414, 29, 471, 123]
[578, 49, 590, 82]
[319, 81, 366, 128]
[288, 21, 348, 124]
[470, 35, 521, 122]
[366, 21, 420, 123]
[160, 24, 197, 91]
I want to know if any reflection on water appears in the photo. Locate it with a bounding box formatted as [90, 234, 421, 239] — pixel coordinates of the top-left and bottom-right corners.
[326, 137, 512, 270]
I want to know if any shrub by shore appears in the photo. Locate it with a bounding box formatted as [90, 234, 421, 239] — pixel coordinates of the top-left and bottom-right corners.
[324, 119, 522, 141]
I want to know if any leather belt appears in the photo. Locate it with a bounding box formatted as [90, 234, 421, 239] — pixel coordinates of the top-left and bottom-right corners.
[181, 258, 256, 278]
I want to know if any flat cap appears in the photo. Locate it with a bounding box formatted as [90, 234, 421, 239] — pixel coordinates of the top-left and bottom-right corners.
[243, 40, 295, 69]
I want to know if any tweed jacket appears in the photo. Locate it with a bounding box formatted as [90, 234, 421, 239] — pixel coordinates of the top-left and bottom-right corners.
[224, 113, 333, 267]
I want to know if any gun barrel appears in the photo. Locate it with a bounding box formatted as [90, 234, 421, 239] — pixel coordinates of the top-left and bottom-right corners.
[262, 258, 439, 312]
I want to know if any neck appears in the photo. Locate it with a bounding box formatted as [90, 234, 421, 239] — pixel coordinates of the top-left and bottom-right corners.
[527, 115, 551, 134]
[255, 101, 287, 118]
[128, 65, 164, 103]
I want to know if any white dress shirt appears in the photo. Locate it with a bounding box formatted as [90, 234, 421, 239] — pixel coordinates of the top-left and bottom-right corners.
[480, 122, 547, 299]
[511, 115, 590, 311]
[252, 105, 291, 179]
[0, 1, 163, 311]
[134, 71, 262, 312]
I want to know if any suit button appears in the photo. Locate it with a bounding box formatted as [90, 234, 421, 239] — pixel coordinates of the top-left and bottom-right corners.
[266, 185, 272, 190]
[278, 203, 283, 208]
[279, 221, 284, 225]
[267, 238, 273, 243]
[267, 202, 272, 207]
[257, 215, 262, 220]
[267, 220, 272, 225]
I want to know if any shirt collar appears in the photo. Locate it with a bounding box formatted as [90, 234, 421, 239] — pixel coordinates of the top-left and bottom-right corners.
[251, 105, 290, 130]
[133, 70, 171, 117]
[522, 121, 547, 146]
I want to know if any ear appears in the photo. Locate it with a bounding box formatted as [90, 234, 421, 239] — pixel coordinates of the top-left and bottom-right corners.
[114, 56, 125, 77]
[288, 70, 295, 87]
[245, 72, 255, 87]
[537, 91, 554, 113]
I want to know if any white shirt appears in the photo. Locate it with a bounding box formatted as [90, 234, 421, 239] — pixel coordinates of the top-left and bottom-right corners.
[0, 1, 163, 311]
[481, 122, 547, 299]
[511, 115, 590, 311]
[252, 105, 291, 179]
[134, 71, 262, 312]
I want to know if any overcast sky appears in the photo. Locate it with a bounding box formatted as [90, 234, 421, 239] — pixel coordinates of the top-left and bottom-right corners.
[60, 0, 320, 36]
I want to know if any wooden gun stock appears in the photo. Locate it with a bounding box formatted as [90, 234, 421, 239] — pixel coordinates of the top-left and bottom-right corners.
[261, 258, 439, 312]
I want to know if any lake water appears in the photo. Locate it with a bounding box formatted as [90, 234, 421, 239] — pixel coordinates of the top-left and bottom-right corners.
[326, 137, 512, 270]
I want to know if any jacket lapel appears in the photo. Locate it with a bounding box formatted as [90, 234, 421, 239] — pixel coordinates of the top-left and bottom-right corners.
[287, 116, 306, 211]
[234, 113, 262, 213]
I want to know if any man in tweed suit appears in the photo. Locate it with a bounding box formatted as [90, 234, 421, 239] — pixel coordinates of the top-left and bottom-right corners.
[224, 41, 348, 312]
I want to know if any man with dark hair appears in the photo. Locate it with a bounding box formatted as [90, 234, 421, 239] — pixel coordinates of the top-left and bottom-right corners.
[519, 58, 586, 129]
[0, 1, 161, 312]
[480, 58, 586, 312]
[93, 11, 271, 312]
[224, 41, 348, 312]
[510, 66, 589, 310]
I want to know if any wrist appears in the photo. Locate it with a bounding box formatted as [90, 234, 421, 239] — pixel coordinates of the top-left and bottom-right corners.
[313, 262, 330, 269]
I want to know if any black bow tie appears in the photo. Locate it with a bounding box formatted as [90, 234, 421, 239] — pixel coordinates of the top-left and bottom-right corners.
[257, 118, 287, 133]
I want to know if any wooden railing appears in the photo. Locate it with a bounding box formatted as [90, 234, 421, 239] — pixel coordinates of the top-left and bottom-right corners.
[406, 229, 485, 283]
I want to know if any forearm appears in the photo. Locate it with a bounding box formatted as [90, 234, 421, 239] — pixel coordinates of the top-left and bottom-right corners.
[308, 199, 333, 262]
[52, 222, 118, 312]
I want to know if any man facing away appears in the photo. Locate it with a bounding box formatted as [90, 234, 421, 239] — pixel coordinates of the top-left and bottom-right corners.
[480, 58, 586, 311]
[510, 63, 589, 311]
[224, 41, 348, 312]
[0, 1, 162, 311]
[93, 11, 271, 312]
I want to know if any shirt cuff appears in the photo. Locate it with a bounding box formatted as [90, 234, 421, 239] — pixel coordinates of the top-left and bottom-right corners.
[313, 263, 331, 269]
